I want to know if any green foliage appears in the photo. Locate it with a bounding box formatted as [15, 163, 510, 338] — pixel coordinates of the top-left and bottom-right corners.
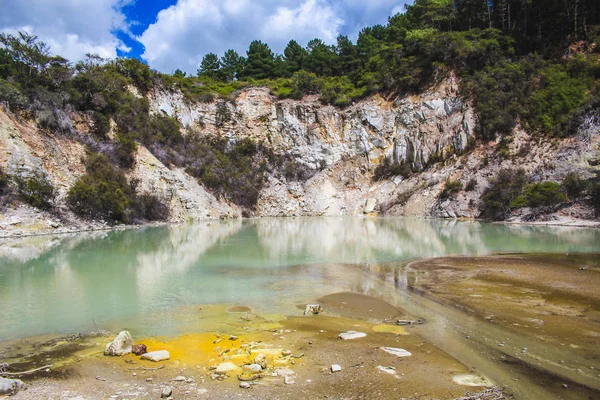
[440, 179, 463, 199]
[479, 169, 527, 220]
[197, 53, 221, 80]
[511, 182, 567, 209]
[0, 165, 9, 195]
[67, 152, 169, 223]
[241, 41, 275, 80]
[373, 158, 413, 181]
[562, 173, 589, 199]
[67, 153, 133, 221]
[13, 170, 56, 210]
[465, 178, 477, 191]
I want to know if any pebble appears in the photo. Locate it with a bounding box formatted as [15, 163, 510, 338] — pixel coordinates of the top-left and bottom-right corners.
[161, 386, 172, 398]
[141, 350, 170, 362]
[240, 382, 251, 389]
[173, 376, 186, 382]
[380, 347, 412, 357]
[146, 378, 153, 382]
[331, 364, 342, 373]
[243, 364, 263, 373]
[284, 375, 295, 385]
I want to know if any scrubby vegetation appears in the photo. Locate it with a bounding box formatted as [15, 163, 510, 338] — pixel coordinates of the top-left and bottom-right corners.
[440, 180, 463, 200]
[67, 152, 169, 223]
[480, 170, 599, 220]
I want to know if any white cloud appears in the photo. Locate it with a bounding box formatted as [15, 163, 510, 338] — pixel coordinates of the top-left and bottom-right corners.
[0, 0, 129, 62]
[138, 0, 344, 74]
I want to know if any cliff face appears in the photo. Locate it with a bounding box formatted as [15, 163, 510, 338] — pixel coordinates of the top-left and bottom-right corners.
[1, 73, 598, 236]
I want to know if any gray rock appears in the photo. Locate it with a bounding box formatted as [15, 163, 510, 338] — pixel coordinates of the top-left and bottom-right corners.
[363, 198, 377, 214]
[0, 377, 25, 395]
[172, 376, 186, 382]
[161, 386, 172, 398]
[141, 350, 170, 362]
[303, 304, 323, 315]
[254, 354, 268, 369]
[104, 331, 133, 356]
[338, 330, 367, 340]
[243, 364, 262, 373]
[239, 382, 251, 389]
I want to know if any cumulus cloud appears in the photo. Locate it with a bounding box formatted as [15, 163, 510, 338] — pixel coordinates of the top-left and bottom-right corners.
[0, 0, 130, 61]
[138, 0, 346, 74]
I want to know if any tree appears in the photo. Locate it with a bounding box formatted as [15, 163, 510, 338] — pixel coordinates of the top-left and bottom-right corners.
[220, 49, 245, 82]
[241, 40, 275, 80]
[283, 40, 306, 77]
[197, 52, 221, 80]
[335, 35, 359, 76]
[305, 39, 336, 76]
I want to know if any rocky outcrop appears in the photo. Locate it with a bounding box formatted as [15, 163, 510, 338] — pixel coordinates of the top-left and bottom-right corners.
[1, 71, 598, 235]
[104, 331, 133, 356]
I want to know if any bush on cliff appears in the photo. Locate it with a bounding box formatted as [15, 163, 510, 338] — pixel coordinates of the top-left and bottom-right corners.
[67, 152, 169, 223]
[13, 170, 56, 210]
[479, 169, 526, 220]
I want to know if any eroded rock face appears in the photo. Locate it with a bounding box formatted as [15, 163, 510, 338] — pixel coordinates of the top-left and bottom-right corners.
[149, 73, 475, 171]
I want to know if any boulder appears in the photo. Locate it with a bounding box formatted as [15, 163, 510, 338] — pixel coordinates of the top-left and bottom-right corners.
[338, 330, 367, 340]
[363, 198, 377, 213]
[303, 304, 323, 315]
[141, 350, 170, 362]
[215, 362, 238, 375]
[104, 331, 133, 356]
[0, 377, 25, 395]
[132, 344, 147, 355]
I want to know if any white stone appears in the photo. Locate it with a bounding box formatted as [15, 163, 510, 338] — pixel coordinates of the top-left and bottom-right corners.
[380, 347, 412, 357]
[0, 377, 25, 395]
[331, 364, 342, 373]
[338, 331, 367, 340]
[452, 374, 493, 387]
[141, 350, 170, 362]
[243, 364, 262, 373]
[364, 198, 377, 213]
[377, 365, 397, 375]
[215, 362, 238, 375]
[104, 331, 133, 356]
[303, 304, 323, 315]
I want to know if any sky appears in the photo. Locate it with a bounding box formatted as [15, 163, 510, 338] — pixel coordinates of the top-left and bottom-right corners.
[0, 0, 412, 74]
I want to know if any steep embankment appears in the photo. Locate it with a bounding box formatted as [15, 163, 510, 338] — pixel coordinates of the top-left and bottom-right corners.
[1, 73, 598, 237]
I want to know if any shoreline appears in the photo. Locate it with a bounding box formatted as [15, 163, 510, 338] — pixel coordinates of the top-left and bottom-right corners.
[1, 213, 599, 240]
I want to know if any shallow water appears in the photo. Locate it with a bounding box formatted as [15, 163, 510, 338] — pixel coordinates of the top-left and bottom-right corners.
[1, 217, 599, 341]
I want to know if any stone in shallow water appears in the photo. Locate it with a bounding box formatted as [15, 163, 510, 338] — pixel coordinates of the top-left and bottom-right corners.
[104, 331, 133, 356]
[0, 377, 25, 395]
[452, 374, 493, 387]
[304, 304, 323, 315]
[141, 350, 170, 362]
[215, 362, 238, 375]
[380, 347, 412, 357]
[377, 365, 397, 375]
[338, 330, 367, 340]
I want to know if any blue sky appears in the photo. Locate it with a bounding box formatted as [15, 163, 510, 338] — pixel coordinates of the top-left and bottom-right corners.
[1, 0, 411, 74]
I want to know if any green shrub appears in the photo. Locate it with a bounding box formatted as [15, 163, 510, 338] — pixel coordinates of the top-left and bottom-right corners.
[589, 181, 600, 216]
[67, 153, 133, 222]
[440, 179, 463, 199]
[91, 111, 110, 138]
[133, 193, 170, 221]
[373, 158, 412, 181]
[479, 169, 526, 220]
[465, 178, 477, 191]
[115, 133, 137, 168]
[510, 181, 567, 209]
[13, 170, 56, 210]
[0, 165, 8, 195]
[562, 172, 589, 199]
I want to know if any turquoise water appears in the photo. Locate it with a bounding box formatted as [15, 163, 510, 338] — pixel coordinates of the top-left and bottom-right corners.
[0, 217, 599, 340]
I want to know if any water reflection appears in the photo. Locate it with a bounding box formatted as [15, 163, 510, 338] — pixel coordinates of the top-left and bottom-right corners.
[0, 217, 598, 340]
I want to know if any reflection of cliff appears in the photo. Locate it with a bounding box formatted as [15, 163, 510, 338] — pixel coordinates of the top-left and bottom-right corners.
[134, 220, 243, 291]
